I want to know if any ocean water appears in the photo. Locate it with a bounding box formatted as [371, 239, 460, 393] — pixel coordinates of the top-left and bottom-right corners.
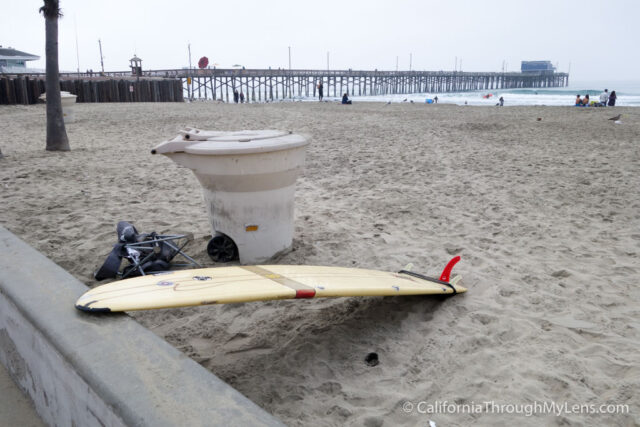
[317, 80, 640, 107]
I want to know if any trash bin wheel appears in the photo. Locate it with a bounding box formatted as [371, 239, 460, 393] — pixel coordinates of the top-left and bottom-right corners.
[207, 233, 239, 262]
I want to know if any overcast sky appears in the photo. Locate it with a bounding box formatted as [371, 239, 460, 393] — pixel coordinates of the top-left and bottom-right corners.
[2, 0, 638, 82]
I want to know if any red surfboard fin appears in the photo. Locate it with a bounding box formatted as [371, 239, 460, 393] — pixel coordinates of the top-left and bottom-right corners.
[439, 256, 461, 283]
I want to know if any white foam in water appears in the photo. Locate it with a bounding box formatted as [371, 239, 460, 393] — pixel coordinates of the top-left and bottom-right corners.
[309, 80, 640, 107]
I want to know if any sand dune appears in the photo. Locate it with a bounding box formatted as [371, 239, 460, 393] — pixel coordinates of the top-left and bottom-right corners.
[1, 101, 638, 426]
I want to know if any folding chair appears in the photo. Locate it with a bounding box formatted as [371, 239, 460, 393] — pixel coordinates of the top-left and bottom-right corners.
[95, 221, 201, 280]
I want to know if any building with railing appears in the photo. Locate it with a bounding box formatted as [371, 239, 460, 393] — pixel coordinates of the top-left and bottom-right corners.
[0, 46, 41, 74]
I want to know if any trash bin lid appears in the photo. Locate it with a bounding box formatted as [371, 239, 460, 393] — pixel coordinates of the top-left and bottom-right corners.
[152, 130, 308, 156]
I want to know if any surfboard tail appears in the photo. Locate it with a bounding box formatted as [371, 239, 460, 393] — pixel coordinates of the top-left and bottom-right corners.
[397, 256, 464, 294]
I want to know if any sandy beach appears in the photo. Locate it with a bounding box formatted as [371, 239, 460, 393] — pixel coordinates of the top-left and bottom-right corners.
[0, 101, 638, 426]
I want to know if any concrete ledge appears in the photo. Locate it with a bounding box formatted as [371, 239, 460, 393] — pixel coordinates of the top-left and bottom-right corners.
[0, 226, 283, 426]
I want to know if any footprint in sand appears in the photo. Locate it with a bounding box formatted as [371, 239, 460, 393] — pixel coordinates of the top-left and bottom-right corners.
[551, 269, 571, 278]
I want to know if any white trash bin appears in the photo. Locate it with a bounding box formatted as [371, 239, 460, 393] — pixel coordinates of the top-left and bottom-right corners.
[39, 91, 77, 123]
[152, 129, 309, 264]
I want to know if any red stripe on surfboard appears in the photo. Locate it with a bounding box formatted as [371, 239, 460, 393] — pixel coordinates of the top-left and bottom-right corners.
[295, 289, 316, 299]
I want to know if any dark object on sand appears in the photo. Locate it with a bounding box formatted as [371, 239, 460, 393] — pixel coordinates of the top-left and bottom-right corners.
[365, 352, 379, 367]
[608, 114, 621, 121]
[537, 118, 542, 121]
[94, 221, 200, 280]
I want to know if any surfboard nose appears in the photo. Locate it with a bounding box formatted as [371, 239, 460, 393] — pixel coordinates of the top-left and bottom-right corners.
[75, 303, 112, 313]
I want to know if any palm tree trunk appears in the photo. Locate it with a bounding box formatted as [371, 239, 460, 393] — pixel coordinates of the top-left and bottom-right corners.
[44, 6, 70, 151]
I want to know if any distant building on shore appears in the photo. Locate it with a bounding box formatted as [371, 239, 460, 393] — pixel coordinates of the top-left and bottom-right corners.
[0, 46, 41, 74]
[521, 61, 555, 75]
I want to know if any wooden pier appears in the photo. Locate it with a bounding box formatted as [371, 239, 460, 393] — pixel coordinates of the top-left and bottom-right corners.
[1, 68, 568, 105]
[0, 75, 183, 105]
[155, 68, 569, 102]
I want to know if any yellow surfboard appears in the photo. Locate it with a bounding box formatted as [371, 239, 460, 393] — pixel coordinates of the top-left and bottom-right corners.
[76, 257, 465, 312]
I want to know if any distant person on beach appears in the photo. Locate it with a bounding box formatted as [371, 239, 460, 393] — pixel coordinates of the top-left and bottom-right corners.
[575, 94, 582, 106]
[499, 96, 504, 106]
[582, 94, 590, 106]
[434, 96, 438, 103]
[600, 89, 609, 106]
[608, 90, 617, 106]
[341, 93, 352, 105]
[240, 91, 245, 103]
[317, 81, 324, 101]
[233, 89, 239, 103]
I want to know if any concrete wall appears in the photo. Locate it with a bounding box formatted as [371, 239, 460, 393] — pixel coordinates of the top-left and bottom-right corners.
[0, 226, 283, 426]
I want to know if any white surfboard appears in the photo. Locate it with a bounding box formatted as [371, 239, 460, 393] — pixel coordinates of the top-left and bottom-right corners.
[76, 257, 465, 312]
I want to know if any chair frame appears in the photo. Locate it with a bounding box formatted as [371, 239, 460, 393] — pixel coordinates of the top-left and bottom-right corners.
[119, 233, 201, 279]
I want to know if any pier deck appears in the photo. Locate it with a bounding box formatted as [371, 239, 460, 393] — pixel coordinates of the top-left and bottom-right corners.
[1, 68, 568, 104]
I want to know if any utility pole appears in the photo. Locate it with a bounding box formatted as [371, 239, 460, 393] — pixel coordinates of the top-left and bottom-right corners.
[287, 46, 292, 98]
[98, 39, 104, 73]
[327, 51, 329, 71]
[188, 43, 192, 100]
[409, 53, 412, 71]
[74, 16, 80, 74]
[396, 56, 398, 72]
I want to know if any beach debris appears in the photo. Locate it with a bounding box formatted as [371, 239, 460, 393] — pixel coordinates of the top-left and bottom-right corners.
[537, 117, 542, 121]
[385, 101, 391, 105]
[608, 114, 621, 121]
[365, 352, 379, 367]
[429, 421, 437, 427]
